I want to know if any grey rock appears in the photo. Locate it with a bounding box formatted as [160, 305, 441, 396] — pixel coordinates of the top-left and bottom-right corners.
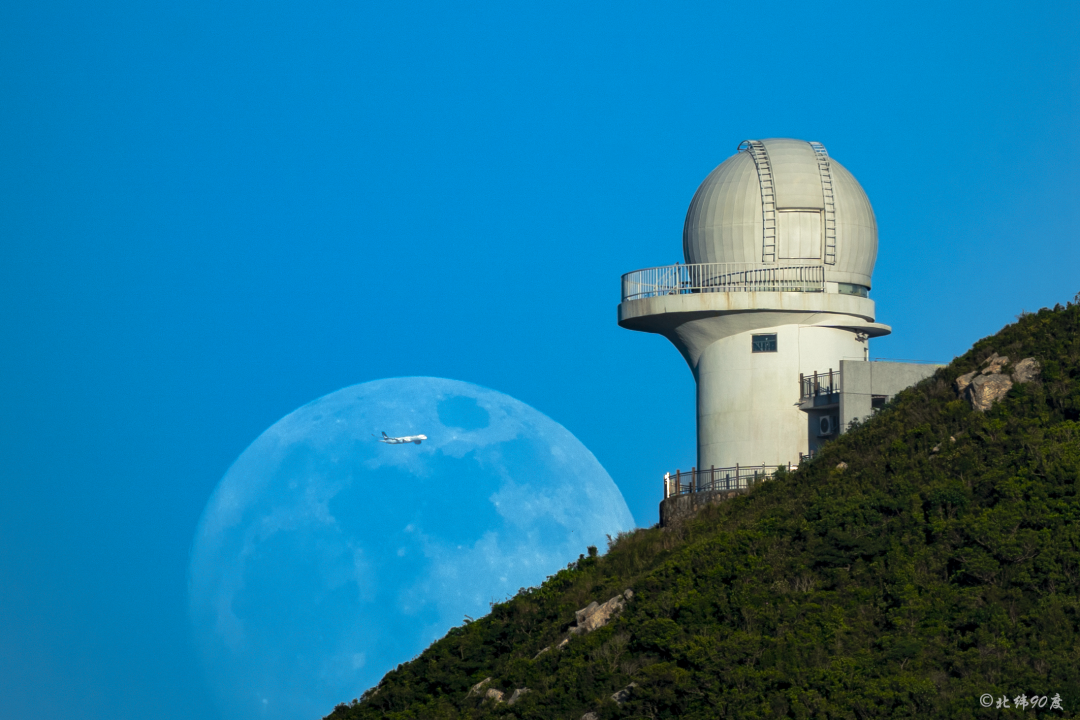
[557, 637, 569, 649]
[533, 646, 550, 659]
[1012, 357, 1041, 383]
[581, 713, 599, 720]
[836, 461, 848, 470]
[574, 602, 599, 626]
[484, 688, 505, 703]
[467, 677, 493, 697]
[570, 594, 627, 635]
[611, 682, 638, 705]
[931, 445, 940, 453]
[981, 352, 1010, 375]
[507, 688, 531, 706]
[968, 373, 1013, 412]
[955, 370, 978, 395]
[623, 588, 634, 601]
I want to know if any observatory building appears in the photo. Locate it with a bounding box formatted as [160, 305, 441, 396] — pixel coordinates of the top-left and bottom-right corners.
[618, 139, 939, 522]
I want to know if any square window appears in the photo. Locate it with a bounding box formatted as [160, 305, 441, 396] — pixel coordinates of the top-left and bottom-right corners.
[752, 333, 777, 353]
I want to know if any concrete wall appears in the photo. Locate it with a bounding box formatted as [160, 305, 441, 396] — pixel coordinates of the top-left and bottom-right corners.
[838, 360, 943, 429]
[659, 488, 748, 527]
[696, 322, 864, 470]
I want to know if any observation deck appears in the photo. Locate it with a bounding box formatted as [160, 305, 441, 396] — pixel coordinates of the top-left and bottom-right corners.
[621, 262, 825, 302]
[618, 263, 890, 371]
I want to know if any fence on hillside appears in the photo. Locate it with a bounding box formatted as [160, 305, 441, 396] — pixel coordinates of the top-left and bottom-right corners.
[663, 462, 796, 499]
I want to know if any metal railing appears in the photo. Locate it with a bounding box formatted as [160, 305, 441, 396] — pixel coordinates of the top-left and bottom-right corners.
[663, 462, 796, 499]
[621, 263, 825, 302]
[800, 369, 839, 400]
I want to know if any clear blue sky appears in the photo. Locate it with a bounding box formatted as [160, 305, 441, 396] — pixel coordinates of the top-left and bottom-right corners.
[1, 1, 1077, 718]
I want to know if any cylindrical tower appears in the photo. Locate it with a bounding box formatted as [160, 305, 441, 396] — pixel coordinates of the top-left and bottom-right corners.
[619, 138, 890, 474]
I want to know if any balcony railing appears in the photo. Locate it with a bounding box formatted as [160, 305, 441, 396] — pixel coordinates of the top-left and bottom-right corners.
[800, 369, 839, 400]
[663, 462, 796, 499]
[622, 263, 825, 302]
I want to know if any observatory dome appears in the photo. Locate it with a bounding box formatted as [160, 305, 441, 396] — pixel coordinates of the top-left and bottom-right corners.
[683, 138, 877, 289]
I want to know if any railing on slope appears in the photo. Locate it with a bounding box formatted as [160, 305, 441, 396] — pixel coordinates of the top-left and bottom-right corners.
[663, 463, 796, 499]
[621, 263, 825, 302]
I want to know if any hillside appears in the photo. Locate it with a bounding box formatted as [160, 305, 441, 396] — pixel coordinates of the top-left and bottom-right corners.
[324, 301, 1080, 720]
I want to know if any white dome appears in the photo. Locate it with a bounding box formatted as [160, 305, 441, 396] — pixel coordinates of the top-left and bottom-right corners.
[682, 138, 878, 288]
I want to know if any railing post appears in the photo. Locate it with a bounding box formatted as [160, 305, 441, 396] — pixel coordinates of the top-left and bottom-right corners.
[691, 466, 696, 493]
[676, 469, 680, 495]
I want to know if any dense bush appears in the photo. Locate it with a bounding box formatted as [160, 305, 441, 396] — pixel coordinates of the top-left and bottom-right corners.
[324, 302, 1080, 719]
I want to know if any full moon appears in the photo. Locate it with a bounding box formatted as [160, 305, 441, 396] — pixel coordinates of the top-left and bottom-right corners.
[188, 377, 635, 720]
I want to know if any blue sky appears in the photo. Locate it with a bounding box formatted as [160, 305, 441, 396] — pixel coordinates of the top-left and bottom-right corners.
[1, 1, 1077, 718]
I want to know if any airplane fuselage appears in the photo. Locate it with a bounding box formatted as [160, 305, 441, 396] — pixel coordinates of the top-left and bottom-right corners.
[377, 432, 427, 445]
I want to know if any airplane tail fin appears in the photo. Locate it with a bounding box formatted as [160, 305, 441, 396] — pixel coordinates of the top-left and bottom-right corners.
[382, 431, 389, 438]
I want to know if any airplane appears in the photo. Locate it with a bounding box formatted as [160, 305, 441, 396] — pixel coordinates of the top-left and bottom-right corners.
[374, 431, 428, 445]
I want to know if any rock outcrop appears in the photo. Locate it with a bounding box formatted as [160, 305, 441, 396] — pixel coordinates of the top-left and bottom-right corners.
[568, 590, 633, 635]
[955, 370, 978, 395]
[956, 354, 1041, 411]
[968, 373, 1013, 412]
[467, 678, 493, 697]
[507, 688, 531, 706]
[467, 678, 520, 705]
[611, 682, 637, 705]
[982, 352, 1010, 375]
[1013, 357, 1041, 383]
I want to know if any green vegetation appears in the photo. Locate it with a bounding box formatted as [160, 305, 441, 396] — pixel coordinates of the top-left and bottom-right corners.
[325, 302, 1080, 719]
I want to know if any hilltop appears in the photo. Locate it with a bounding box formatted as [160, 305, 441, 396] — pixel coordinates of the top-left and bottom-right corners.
[324, 301, 1080, 719]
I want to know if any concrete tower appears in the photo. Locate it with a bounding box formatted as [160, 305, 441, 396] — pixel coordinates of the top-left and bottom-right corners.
[619, 139, 891, 475]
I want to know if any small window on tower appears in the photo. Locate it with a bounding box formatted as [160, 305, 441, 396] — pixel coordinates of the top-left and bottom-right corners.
[838, 283, 870, 298]
[752, 334, 778, 353]
[871, 395, 887, 411]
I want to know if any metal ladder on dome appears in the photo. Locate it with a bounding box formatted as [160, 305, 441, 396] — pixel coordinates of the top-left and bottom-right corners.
[808, 141, 837, 265]
[739, 140, 777, 263]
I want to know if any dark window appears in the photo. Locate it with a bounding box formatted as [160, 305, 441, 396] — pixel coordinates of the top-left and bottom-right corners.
[838, 283, 870, 298]
[752, 334, 777, 353]
[871, 395, 887, 411]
